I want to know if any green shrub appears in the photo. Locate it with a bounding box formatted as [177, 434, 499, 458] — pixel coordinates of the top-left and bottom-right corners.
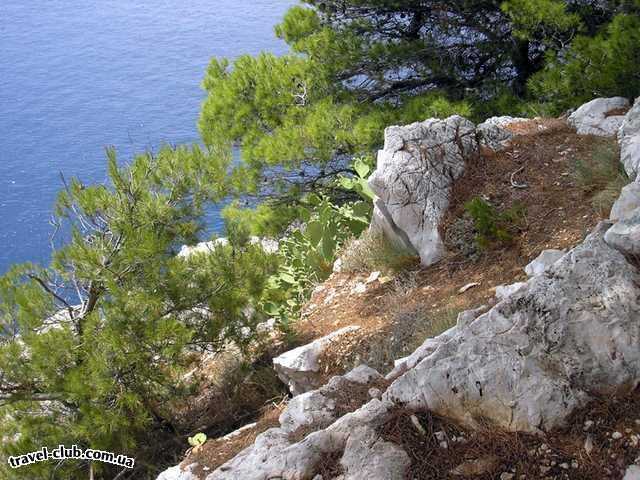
[464, 197, 527, 250]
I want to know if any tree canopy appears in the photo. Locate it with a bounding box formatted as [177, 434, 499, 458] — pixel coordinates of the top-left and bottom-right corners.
[199, 0, 639, 212]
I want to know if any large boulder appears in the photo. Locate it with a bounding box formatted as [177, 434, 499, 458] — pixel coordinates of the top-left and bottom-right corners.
[618, 97, 640, 180]
[477, 116, 527, 151]
[368, 115, 478, 266]
[568, 97, 630, 137]
[384, 222, 640, 432]
[273, 326, 360, 395]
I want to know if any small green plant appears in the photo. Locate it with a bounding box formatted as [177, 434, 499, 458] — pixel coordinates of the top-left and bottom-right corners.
[261, 195, 371, 325]
[338, 156, 376, 202]
[188, 433, 207, 448]
[464, 197, 526, 250]
[574, 143, 628, 215]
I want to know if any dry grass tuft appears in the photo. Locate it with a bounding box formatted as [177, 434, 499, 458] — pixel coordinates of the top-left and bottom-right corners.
[339, 230, 419, 274]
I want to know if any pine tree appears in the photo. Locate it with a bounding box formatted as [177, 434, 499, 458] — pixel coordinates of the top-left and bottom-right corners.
[0, 146, 279, 479]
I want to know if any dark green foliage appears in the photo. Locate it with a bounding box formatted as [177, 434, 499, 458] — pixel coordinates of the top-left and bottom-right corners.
[530, 13, 640, 113]
[464, 198, 527, 250]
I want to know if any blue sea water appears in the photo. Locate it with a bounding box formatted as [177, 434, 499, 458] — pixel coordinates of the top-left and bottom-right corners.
[0, 0, 293, 274]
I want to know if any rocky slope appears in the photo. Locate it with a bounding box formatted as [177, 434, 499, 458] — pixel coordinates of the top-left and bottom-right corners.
[158, 97, 640, 480]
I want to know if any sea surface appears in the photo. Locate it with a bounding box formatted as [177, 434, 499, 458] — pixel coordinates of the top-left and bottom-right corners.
[0, 0, 293, 274]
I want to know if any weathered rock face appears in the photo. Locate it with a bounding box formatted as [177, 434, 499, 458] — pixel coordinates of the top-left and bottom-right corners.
[384, 222, 640, 432]
[568, 97, 630, 137]
[368, 115, 478, 266]
[619, 97, 640, 180]
[611, 182, 640, 221]
[273, 326, 360, 395]
[477, 116, 527, 152]
[605, 208, 640, 256]
[524, 249, 565, 277]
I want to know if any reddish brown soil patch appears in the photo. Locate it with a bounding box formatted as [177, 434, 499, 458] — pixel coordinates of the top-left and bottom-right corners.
[379, 388, 640, 479]
[605, 107, 630, 117]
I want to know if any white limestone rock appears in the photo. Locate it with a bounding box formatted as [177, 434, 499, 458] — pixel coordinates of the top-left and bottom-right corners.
[618, 97, 640, 180]
[604, 208, 640, 256]
[273, 326, 360, 395]
[477, 116, 527, 151]
[340, 426, 410, 480]
[524, 249, 565, 277]
[156, 463, 199, 480]
[611, 182, 640, 221]
[178, 237, 278, 258]
[568, 97, 630, 137]
[206, 391, 397, 480]
[279, 390, 337, 434]
[384, 222, 640, 432]
[368, 115, 478, 266]
[386, 325, 459, 381]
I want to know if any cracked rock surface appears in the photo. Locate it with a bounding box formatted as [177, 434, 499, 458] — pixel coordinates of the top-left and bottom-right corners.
[368, 115, 478, 266]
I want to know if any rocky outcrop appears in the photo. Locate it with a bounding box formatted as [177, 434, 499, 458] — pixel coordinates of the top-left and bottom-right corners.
[495, 282, 527, 301]
[384, 221, 640, 432]
[273, 326, 360, 395]
[619, 97, 640, 180]
[477, 116, 527, 151]
[206, 367, 398, 480]
[368, 115, 478, 266]
[568, 97, 630, 137]
[200, 216, 640, 478]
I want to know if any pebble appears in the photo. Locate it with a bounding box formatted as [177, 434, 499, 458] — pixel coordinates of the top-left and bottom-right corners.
[612, 431, 623, 440]
[583, 420, 594, 431]
[584, 435, 594, 454]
